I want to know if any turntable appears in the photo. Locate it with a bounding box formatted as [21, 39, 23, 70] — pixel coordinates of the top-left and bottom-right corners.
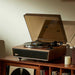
[13, 14, 67, 61]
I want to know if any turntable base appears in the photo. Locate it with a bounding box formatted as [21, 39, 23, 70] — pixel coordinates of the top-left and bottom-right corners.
[13, 45, 66, 61]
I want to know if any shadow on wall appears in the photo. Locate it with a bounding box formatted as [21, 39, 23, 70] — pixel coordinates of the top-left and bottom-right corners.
[0, 40, 6, 58]
[63, 21, 75, 56]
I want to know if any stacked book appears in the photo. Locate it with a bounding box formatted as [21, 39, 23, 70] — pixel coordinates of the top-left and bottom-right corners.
[40, 70, 71, 75]
[40, 70, 49, 75]
[62, 73, 71, 75]
[52, 71, 58, 75]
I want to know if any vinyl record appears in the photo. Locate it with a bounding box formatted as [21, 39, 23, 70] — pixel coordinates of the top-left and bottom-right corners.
[24, 40, 50, 48]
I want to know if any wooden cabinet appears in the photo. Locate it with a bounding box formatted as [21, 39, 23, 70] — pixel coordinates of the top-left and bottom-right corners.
[0, 56, 75, 75]
[0, 62, 1, 75]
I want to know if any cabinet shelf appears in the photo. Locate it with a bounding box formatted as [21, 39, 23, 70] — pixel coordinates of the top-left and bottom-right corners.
[0, 56, 75, 75]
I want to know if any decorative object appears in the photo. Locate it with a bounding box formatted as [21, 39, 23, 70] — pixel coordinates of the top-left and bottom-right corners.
[8, 66, 35, 75]
[64, 56, 71, 65]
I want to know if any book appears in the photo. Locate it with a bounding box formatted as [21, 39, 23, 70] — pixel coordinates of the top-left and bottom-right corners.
[62, 72, 71, 75]
[45, 70, 49, 75]
[40, 70, 49, 75]
[52, 71, 58, 75]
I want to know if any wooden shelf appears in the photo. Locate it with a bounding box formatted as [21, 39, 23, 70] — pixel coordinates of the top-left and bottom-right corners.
[0, 56, 75, 75]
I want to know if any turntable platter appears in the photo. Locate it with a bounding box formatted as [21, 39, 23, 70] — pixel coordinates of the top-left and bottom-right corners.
[24, 40, 50, 48]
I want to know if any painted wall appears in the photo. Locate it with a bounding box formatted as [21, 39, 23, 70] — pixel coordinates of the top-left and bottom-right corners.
[0, 0, 75, 56]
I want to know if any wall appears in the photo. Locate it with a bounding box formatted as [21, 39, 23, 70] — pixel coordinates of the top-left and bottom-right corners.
[0, 0, 75, 56]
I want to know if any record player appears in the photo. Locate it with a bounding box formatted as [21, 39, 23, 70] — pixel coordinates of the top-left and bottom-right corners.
[13, 14, 67, 61]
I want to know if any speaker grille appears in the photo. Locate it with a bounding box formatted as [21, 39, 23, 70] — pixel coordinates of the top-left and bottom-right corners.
[13, 48, 48, 61]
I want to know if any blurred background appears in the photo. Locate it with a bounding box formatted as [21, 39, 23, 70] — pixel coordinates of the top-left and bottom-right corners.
[0, 0, 75, 56]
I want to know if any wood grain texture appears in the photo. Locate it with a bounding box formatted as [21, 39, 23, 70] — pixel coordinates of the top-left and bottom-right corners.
[0, 56, 75, 69]
[1, 56, 75, 75]
[49, 67, 52, 75]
